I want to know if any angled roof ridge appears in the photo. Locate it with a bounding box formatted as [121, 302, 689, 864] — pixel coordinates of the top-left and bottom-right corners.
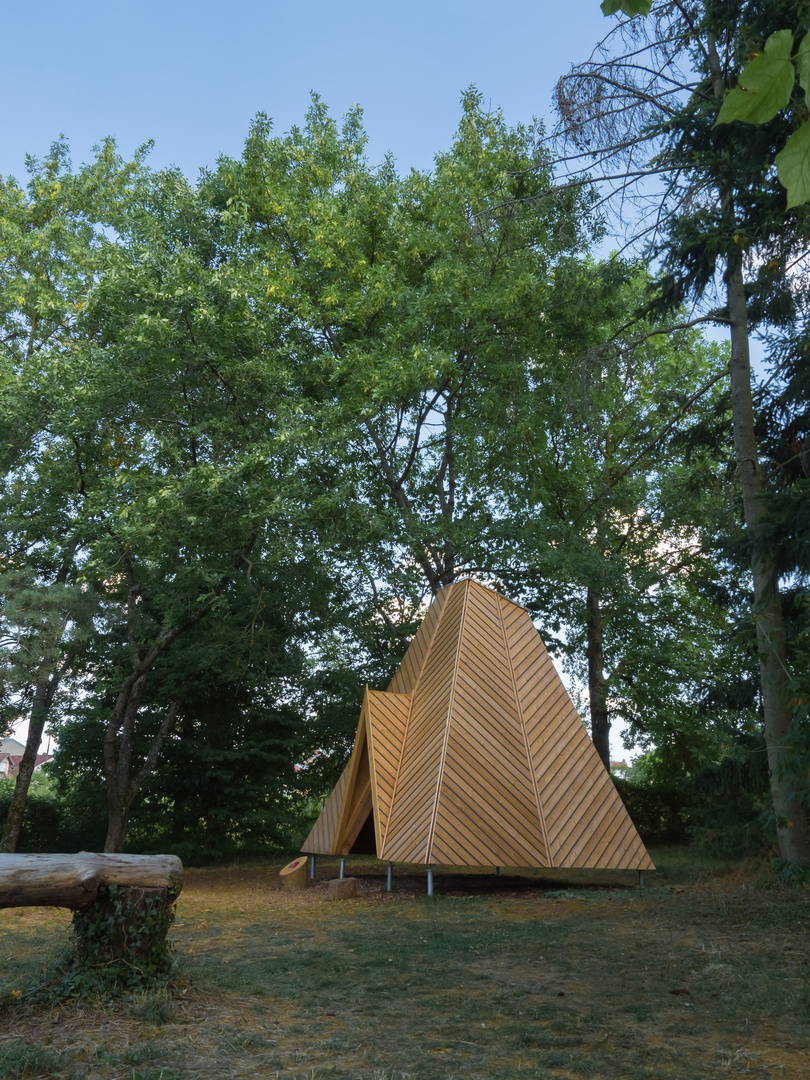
[380, 583, 457, 859]
[447, 576, 530, 615]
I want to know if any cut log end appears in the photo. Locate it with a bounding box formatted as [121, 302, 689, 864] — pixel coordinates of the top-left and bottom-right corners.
[279, 857, 308, 892]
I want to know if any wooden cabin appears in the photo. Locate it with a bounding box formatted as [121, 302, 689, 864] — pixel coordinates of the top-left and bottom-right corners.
[303, 579, 653, 872]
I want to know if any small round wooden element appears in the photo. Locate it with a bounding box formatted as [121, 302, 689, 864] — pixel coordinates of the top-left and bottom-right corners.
[327, 877, 357, 901]
[279, 857, 309, 892]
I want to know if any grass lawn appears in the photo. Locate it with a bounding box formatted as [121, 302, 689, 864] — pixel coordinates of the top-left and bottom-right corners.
[0, 849, 807, 1079]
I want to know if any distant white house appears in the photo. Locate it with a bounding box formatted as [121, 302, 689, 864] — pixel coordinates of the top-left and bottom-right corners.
[0, 737, 53, 779]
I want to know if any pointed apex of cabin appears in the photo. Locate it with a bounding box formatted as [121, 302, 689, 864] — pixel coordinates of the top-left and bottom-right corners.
[303, 580, 652, 872]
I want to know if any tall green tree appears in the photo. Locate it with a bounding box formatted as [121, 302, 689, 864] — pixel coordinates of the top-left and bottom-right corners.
[214, 92, 598, 606]
[0, 140, 144, 852]
[1, 149, 345, 852]
[76, 166, 336, 851]
[214, 94, 745, 783]
[473, 260, 738, 771]
[556, 0, 810, 862]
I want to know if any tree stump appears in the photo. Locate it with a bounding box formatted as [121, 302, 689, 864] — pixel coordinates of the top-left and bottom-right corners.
[327, 877, 357, 901]
[279, 857, 308, 892]
[70, 882, 177, 974]
[0, 854, 184, 997]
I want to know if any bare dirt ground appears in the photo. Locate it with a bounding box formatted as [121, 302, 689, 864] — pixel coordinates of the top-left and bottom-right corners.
[1, 857, 808, 1079]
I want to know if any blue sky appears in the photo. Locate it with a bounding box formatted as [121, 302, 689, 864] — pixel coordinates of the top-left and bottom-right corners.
[3, 1, 609, 182]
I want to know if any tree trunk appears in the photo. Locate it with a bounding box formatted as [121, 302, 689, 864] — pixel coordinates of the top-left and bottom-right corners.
[725, 248, 810, 864]
[701, 34, 809, 865]
[1, 552, 77, 854]
[0, 657, 69, 853]
[702, 31, 809, 865]
[280, 856, 309, 891]
[100, 534, 256, 853]
[586, 585, 611, 772]
[0, 687, 49, 853]
[103, 690, 187, 853]
[103, 800, 130, 855]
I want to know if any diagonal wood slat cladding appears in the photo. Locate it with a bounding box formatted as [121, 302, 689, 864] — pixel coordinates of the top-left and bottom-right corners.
[429, 584, 546, 867]
[301, 757, 351, 855]
[303, 580, 653, 872]
[387, 588, 448, 696]
[366, 690, 411, 855]
[499, 593, 654, 871]
[381, 582, 468, 863]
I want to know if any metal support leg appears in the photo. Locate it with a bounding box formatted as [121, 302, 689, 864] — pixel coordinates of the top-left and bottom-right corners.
[427, 867, 434, 896]
[495, 866, 501, 876]
[339, 857, 345, 880]
[387, 863, 393, 892]
[638, 870, 645, 887]
[310, 855, 315, 880]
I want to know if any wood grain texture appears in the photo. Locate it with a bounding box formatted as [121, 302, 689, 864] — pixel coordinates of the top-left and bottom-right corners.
[387, 589, 448, 696]
[366, 690, 411, 854]
[301, 756, 351, 855]
[0, 853, 183, 910]
[382, 583, 467, 863]
[327, 877, 358, 901]
[302, 580, 654, 872]
[279, 857, 308, 891]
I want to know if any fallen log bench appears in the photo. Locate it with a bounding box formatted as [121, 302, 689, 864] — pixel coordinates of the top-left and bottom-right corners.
[0, 853, 184, 992]
[0, 852, 183, 910]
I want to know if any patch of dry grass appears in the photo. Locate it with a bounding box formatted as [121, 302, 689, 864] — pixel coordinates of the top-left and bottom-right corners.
[0, 852, 807, 1079]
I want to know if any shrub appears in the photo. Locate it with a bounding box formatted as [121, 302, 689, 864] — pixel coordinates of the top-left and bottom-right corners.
[613, 775, 689, 845]
[0, 783, 62, 852]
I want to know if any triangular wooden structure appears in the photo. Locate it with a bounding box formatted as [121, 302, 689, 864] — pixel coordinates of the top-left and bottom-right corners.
[303, 580, 653, 871]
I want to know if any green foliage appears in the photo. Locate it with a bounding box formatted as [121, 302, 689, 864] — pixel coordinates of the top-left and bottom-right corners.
[776, 116, 810, 206]
[682, 734, 774, 856]
[620, 728, 775, 857]
[214, 90, 598, 597]
[3, 88, 795, 860]
[712, 24, 810, 207]
[488, 261, 738, 761]
[1, 130, 364, 851]
[604, 0, 810, 205]
[601, 0, 652, 15]
[0, 780, 61, 853]
[715, 29, 796, 125]
[613, 775, 689, 845]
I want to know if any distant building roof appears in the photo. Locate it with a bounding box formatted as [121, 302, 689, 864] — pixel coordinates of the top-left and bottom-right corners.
[0, 752, 53, 778]
[0, 737, 26, 756]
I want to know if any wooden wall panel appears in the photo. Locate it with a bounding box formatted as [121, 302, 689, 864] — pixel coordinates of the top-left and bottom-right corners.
[387, 589, 448, 695]
[499, 592, 653, 872]
[301, 764, 350, 855]
[366, 691, 411, 853]
[429, 584, 547, 867]
[382, 583, 467, 863]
